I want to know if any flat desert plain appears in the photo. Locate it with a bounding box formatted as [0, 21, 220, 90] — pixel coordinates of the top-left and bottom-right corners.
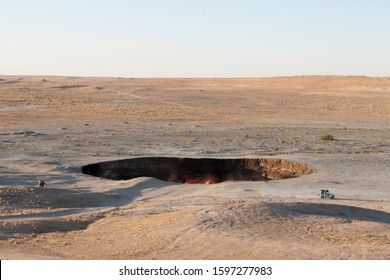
[0, 76, 389, 259]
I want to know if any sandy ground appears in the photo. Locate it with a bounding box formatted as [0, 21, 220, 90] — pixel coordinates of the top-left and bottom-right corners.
[0, 75, 389, 259]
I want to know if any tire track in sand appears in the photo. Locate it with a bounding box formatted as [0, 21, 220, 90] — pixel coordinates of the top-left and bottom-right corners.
[107, 88, 196, 110]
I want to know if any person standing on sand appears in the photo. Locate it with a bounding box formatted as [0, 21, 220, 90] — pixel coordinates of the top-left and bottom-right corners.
[38, 180, 46, 187]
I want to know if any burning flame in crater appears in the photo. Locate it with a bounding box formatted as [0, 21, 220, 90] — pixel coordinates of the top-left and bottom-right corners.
[204, 179, 213, 184]
[183, 178, 214, 184]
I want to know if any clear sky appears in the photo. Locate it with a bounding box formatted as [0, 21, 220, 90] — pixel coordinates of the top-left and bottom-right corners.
[1, 0, 389, 77]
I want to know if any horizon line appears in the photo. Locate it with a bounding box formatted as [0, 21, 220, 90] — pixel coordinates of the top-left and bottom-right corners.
[1, 74, 390, 79]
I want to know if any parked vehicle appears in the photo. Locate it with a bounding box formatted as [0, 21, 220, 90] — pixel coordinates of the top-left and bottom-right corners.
[320, 189, 335, 199]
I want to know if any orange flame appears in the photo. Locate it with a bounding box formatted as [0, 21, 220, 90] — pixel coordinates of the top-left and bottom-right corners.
[204, 179, 213, 184]
[183, 178, 213, 184]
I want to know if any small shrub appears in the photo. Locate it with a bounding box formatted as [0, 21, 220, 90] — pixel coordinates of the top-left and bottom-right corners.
[320, 134, 334, 141]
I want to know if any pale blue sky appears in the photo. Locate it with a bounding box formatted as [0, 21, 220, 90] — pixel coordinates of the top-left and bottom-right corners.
[1, 0, 389, 77]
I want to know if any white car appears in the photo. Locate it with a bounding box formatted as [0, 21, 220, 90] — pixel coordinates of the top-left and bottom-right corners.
[320, 189, 335, 199]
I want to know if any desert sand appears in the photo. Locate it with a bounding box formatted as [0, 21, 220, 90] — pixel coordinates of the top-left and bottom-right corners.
[0, 75, 389, 259]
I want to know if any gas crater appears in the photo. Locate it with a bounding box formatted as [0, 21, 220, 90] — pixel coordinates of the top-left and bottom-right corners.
[81, 157, 313, 184]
